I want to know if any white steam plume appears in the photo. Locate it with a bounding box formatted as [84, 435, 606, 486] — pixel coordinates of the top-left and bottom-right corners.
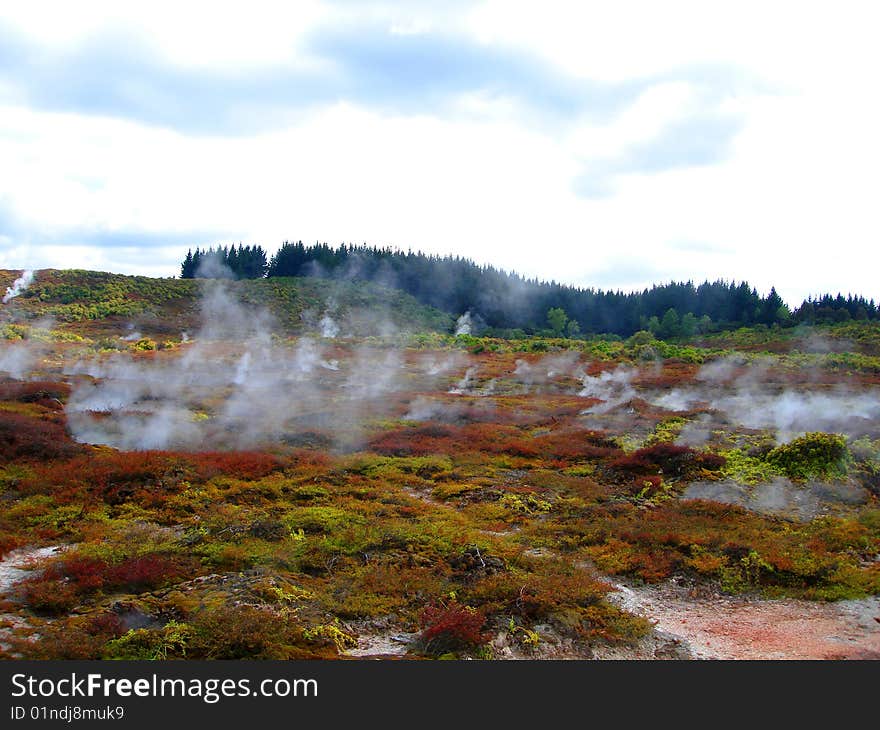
[454, 312, 473, 336]
[3, 270, 34, 304]
[579, 365, 637, 414]
[320, 314, 339, 339]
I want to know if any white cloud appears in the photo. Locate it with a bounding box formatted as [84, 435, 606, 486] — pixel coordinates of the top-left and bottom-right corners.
[1, 0, 328, 69]
[0, 0, 878, 306]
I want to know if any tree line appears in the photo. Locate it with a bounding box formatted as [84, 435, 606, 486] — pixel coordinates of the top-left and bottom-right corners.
[180, 245, 268, 280]
[179, 242, 879, 337]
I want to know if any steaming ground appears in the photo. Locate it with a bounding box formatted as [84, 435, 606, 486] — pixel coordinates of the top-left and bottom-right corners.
[682, 478, 870, 522]
[3, 270, 34, 304]
[56, 354, 880, 453]
[2, 278, 879, 456]
[5, 342, 880, 455]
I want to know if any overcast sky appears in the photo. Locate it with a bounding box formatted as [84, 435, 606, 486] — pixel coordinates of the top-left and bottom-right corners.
[1, 1, 878, 305]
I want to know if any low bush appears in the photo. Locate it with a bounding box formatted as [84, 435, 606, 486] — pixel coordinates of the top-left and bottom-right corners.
[418, 599, 486, 655]
[610, 442, 724, 480]
[766, 432, 849, 480]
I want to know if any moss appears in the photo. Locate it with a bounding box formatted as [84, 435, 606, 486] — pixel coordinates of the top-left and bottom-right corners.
[283, 506, 366, 534]
[302, 621, 357, 652]
[103, 622, 191, 660]
[563, 463, 596, 477]
[432, 483, 481, 500]
[499, 492, 552, 514]
[720, 448, 784, 485]
[644, 417, 688, 446]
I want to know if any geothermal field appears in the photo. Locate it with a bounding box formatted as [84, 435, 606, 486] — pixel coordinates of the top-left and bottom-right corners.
[1, 270, 879, 660]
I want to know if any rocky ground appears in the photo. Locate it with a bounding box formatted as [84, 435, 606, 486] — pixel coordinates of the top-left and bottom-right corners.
[0, 545, 64, 653]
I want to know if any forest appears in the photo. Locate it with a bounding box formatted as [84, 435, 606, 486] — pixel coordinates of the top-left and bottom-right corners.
[180, 242, 879, 338]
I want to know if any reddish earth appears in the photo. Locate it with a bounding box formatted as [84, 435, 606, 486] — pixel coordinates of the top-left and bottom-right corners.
[609, 577, 880, 660]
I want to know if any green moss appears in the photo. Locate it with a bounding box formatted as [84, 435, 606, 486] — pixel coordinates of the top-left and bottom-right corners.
[302, 621, 357, 652]
[104, 622, 191, 660]
[645, 417, 688, 446]
[283, 506, 367, 534]
[720, 448, 784, 485]
[499, 493, 552, 514]
[432, 483, 481, 500]
[562, 464, 596, 477]
[344, 454, 454, 481]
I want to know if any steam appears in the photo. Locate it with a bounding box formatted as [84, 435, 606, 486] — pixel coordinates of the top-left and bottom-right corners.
[711, 389, 880, 443]
[320, 314, 339, 339]
[404, 395, 445, 422]
[421, 351, 466, 377]
[674, 414, 715, 447]
[449, 366, 478, 394]
[682, 477, 869, 522]
[454, 312, 473, 336]
[403, 394, 496, 423]
[195, 252, 235, 280]
[3, 270, 34, 304]
[513, 352, 580, 392]
[0, 319, 55, 379]
[64, 279, 406, 451]
[645, 356, 880, 443]
[578, 365, 637, 414]
[0, 342, 36, 379]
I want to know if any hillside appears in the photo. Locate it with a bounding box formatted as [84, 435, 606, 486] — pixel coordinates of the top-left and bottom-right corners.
[0, 269, 454, 341]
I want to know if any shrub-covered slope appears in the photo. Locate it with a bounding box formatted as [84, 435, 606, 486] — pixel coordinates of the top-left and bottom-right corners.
[0, 269, 454, 339]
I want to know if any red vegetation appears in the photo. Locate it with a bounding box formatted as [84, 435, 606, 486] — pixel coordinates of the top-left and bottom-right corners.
[632, 363, 700, 388]
[369, 423, 619, 463]
[22, 553, 189, 613]
[104, 554, 186, 591]
[0, 535, 23, 560]
[419, 600, 486, 653]
[0, 380, 70, 408]
[23, 448, 294, 503]
[24, 451, 187, 503]
[84, 612, 126, 638]
[21, 579, 80, 614]
[184, 451, 288, 481]
[0, 410, 80, 461]
[609, 442, 725, 480]
[518, 431, 620, 460]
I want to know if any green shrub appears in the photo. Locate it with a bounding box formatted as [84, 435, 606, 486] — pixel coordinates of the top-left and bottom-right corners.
[766, 432, 850, 480]
[103, 622, 191, 660]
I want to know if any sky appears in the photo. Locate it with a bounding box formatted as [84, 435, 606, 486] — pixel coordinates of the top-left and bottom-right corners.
[0, 0, 878, 306]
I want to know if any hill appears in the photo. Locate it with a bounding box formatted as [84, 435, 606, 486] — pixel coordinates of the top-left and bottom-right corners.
[0, 268, 454, 340]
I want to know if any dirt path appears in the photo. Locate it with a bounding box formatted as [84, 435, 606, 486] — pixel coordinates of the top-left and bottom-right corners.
[607, 577, 880, 660]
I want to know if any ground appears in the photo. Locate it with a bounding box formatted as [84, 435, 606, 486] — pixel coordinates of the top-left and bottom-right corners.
[1, 271, 879, 660]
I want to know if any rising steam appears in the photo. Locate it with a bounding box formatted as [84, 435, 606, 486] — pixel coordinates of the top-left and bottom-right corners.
[3, 270, 34, 304]
[61, 279, 451, 451]
[454, 312, 473, 336]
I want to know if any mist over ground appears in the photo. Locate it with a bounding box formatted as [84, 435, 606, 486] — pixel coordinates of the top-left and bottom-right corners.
[1, 272, 878, 457]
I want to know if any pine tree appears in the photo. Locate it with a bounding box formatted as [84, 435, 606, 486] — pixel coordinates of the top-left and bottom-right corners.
[181, 249, 195, 279]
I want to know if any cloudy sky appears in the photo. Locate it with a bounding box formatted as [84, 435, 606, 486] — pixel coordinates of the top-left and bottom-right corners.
[0, 1, 877, 305]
